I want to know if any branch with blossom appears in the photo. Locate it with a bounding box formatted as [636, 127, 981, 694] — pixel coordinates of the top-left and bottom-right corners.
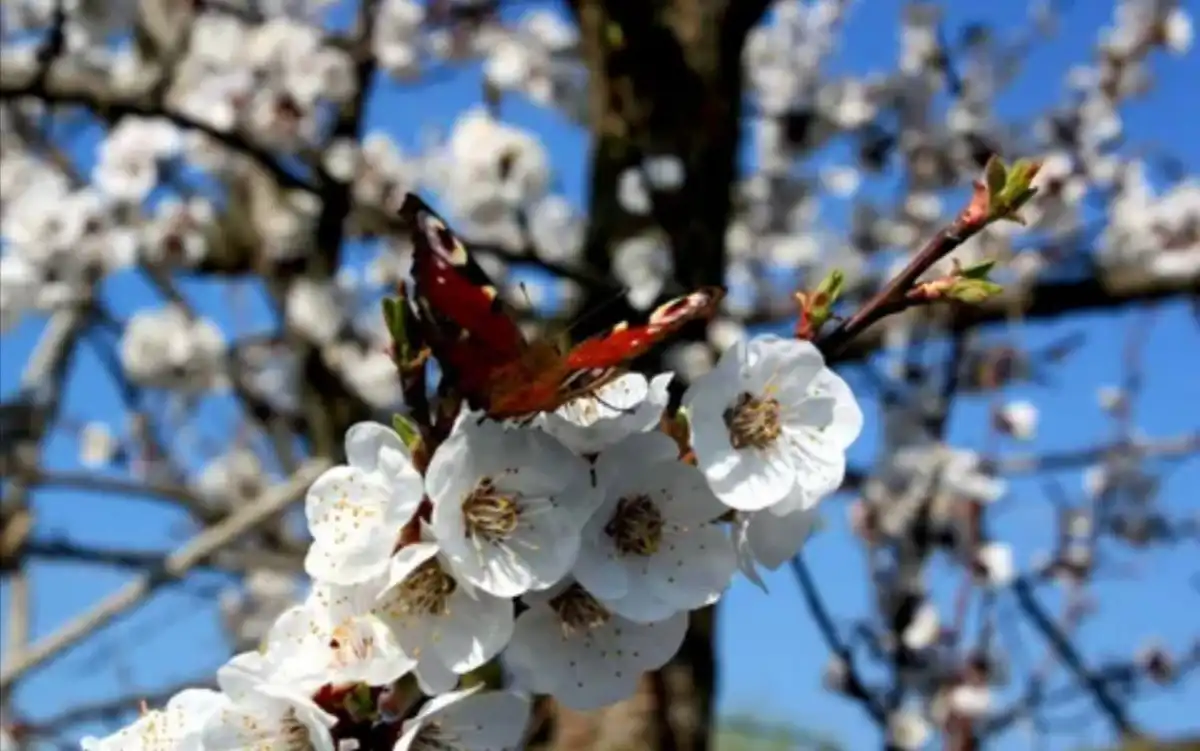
[1, 1, 1197, 750]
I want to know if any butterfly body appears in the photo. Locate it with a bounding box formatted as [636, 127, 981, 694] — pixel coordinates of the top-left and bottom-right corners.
[400, 193, 723, 419]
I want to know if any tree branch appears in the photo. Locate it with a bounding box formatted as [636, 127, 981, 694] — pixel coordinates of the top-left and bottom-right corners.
[0, 460, 329, 690]
[1012, 577, 1139, 738]
[829, 268, 1199, 365]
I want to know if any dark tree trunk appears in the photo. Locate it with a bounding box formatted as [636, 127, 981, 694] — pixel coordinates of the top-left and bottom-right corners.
[539, 2, 767, 749]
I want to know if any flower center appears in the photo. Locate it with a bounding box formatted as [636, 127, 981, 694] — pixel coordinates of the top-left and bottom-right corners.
[328, 622, 374, 667]
[723, 391, 783, 449]
[395, 559, 457, 617]
[549, 583, 611, 636]
[279, 709, 315, 750]
[605, 494, 665, 556]
[413, 722, 462, 751]
[462, 477, 521, 543]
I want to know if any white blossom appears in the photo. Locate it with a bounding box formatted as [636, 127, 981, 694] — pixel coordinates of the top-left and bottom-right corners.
[887, 708, 932, 750]
[685, 335, 863, 511]
[79, 421, 119, 468]
[120, 305, 227, 391]
[902, 599, 942, 651]
[374, 541, 514, 695]
[506, 579, 688, 710]
[442, 109, 550, 222]
[305, 422, 424, 585]
[425, 419, 597, 597]
[144, 197, 214, 266]
[998, 400, 1039, 441]
[204, 651, 337, 751]
[975, 542, 1015, 588]
[612, 235, 671, 308]
[287, 278, 351, 345]
[575, 431, 736, 621]
[392, 686, 530, 751]
[0, 252, 40, 330]
[81, 689, 225, 751]
[264, 579, 415, 690]
[537, 373, 673, 455]
[948, 683, 992, 719]
[733, 486, 820, 589]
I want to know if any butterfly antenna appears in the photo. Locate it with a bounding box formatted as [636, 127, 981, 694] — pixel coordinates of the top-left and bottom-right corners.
[563, 284, 631, 337]
[594, 394, 637, 416]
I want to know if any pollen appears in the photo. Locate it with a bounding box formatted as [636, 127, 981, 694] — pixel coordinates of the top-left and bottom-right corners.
[605, 494, 665, 556]
[462, 477, 521, 543]
[549, 583, 611, 636]
[413, 720, 463, 751]
[723, 391, 783, 450]
[389, 559, 457, 617]
[278, 708, 314, 750]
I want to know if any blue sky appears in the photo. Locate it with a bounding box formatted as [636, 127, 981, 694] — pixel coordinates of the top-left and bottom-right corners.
[1, 1, 1197, 748]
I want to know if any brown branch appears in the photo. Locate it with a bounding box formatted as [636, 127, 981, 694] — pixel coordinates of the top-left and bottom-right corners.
[23, 537, 302, 574]
[0, 460, 329, 691]
[1012, 577, 1139, 739]
[789, 553, 886, 725]
[20, 675, 217, 737]
[820, 214, 989, 357]
[829, 268, 1199, 365]
[0, 64, 315, 195]
[842, 431, 1200, 490]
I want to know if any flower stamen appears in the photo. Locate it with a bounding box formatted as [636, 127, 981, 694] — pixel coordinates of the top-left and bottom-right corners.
[549, 583, 611, 636]
[393, 559, 457, 617]
[605, 494, 665, 556]
[412, 721, 461, 751]
[462, 477, 521, 543]
[279, 708, 314, 750]
[723, 391, 783, 449]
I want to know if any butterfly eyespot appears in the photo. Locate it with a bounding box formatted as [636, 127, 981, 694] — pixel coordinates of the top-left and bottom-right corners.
[419, 213, 470, 265]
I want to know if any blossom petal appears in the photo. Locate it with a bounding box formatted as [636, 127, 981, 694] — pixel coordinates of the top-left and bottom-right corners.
[645, 525, 736, 611]
[344, 421, 408, 473]
[746, 505, 816, 570]
[433, 590, 514, 673]
[705, 443, 796, 511]
[652, 461, 728, 525]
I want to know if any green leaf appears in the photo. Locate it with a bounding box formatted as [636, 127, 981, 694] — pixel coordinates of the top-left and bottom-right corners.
[948, 278, 1003, 304]
[381, 295, 413, 362]
[814, 269, 846, 302]
[996, 158, 1042, 221]
[984, 155, 1008, 207]
[1007, 158, 1042, 190]
[392, 413, 421, 450]
[959, 259, 997, 280]
[343, 683, 376, 721]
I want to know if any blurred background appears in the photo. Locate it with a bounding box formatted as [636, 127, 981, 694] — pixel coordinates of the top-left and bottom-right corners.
[0, 0, 1197, 748]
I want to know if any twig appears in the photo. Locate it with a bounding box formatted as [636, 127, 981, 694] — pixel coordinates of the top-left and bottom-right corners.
[1011, 577, 1139, 738]
[789, 553, 886, 724]
[20, 675, 217, 736]
[819, 203, 990, 358]
[0, 459, 330, 690]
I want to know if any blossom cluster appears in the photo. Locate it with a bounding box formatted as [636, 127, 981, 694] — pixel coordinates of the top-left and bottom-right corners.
[81, 334, 862, 749]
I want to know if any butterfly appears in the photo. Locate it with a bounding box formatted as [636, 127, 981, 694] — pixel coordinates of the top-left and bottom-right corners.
[399, 193, 724, 420]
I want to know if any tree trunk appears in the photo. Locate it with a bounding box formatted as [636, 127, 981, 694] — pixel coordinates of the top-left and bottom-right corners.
[541, 1, 765, 748]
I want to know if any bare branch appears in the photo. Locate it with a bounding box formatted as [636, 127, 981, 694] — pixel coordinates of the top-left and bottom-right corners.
[0, 460, 330, 690]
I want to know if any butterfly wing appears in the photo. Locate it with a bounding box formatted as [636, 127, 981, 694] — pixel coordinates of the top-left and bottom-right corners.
[400, 193, 527, 401]
[560, 287, 725, 392]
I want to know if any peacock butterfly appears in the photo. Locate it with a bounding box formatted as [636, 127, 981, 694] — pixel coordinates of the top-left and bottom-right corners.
[399, 193, 723, 420]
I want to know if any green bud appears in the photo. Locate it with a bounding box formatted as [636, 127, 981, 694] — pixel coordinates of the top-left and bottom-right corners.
[959, 259, 997, 281]
[392, 413, 422, 450]
[948, 278, 1003, 304]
